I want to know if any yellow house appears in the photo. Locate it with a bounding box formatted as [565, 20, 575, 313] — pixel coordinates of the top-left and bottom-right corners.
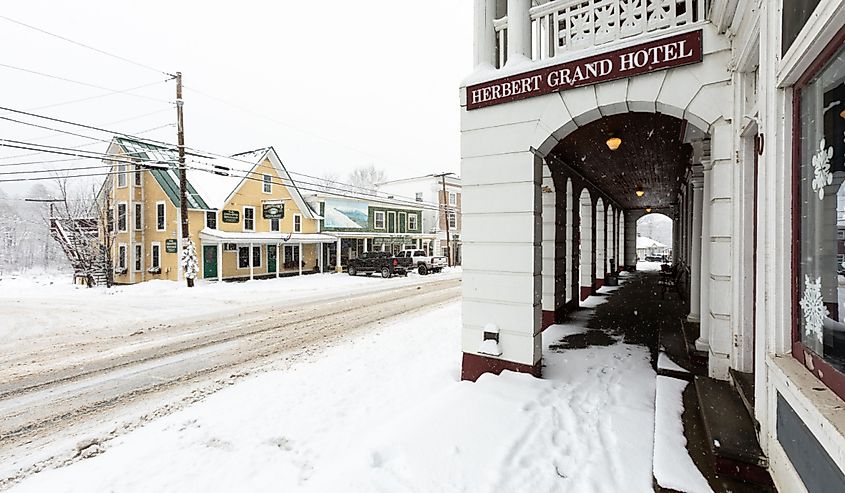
[100, 137, 335, 284]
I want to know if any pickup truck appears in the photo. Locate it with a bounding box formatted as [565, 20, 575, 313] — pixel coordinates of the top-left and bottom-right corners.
[347, 252, 412, 278]
[397, 249, 447, 275]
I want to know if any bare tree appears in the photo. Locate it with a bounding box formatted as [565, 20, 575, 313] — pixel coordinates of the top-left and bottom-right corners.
[347, 164, 385, 192]
[50, 176, 113, 286]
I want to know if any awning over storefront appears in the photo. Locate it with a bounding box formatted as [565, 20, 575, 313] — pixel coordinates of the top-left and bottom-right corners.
[198, 228, 337, 244]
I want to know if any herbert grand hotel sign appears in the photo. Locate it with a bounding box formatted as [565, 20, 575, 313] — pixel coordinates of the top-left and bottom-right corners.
[466, 30, 702, 110]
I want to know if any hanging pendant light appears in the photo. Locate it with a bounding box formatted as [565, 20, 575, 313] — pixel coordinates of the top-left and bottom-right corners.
[635, 185, 645, 197]
[606, 136, 622, 151]
[645, 207, 652, 213]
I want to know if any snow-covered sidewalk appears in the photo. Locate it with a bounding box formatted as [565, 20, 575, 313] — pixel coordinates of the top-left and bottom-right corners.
[7, 285, 703, 492]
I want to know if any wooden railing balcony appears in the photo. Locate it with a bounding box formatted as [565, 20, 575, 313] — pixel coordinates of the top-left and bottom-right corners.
[493, 0, 706, 69]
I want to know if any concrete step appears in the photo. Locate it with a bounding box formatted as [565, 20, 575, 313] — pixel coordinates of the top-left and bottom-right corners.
[694, 375, 773, 488]
[729, 369, 758, 433]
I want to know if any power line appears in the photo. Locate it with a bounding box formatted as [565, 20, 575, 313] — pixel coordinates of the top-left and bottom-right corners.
[25, 80, 175, 112]
[0, 63, 172, 104]
[0, 15, 173, 77]
[182, 84, 413, 169]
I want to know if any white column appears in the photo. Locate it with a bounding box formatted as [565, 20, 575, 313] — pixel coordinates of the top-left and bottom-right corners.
[623, 211, 638, 268]
[696, 166, 712, 352]
[564, 181, 573, 303]
[276, 243, 280, 278]
[298, 243, 303, 276]
[579, 192, 593, 296]
[595, 203, 606, 282]
[506, 0, 531, 66]
[217, 242, 223, 282]
[318, 242, 324, 273]
[473, 0, 497, 68]
[704, 126, 733, 380]
[462, 150, 542, 376]
[687, 167, 704, 322]
[363, 238, 368, 253]
[249, 242, 254, 281]
[541, 163, 556, 318]
[335, 238, 342, 272]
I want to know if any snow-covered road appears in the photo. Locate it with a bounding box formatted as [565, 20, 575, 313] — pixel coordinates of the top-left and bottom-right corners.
[6, 288, 672, 493]
[0, 273, 460, 487]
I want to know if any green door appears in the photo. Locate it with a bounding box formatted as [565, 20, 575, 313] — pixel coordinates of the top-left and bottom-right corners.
[268, 245, 277, 273]
[203, 245, 218, 278]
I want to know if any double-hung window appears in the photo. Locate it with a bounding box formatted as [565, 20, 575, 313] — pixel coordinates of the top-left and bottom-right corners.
[238, 246, 261, 268]
[117, 163, 127, 188]
[134, 203, 143, 231]
[793, 37, 845, 399]
[156, 202, 166, 231]
[134, 244, 142, 272]
[117, 203, 127, 232]
[263, 174, 272, 193]
[244, 207, 255, 231]
[206, 210, 217, 229]
[117, 244, 127, 270]
[408, 213, 418, 231]
[293, 214, 302, 233]
[151, 243, 161, 270]
[374, 211, 385, 229]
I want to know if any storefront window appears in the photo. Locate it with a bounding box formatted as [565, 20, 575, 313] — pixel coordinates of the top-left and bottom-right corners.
[796, 40, 845, 384]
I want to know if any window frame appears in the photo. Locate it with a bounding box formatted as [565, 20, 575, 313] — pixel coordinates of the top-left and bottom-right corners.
[408, 213, 418, 231]
[448, 191, 456, 206]
[117, 243, 127, 270]
[206, 210, 217, 230]
[374, 210, 385, 230]
[134, 203, 143, 231]
[262, 174, 272, 194]
[415, 192, 423, 202]
[791, 24, 845, 401]
[243, 206, 255, 232]
[151, 242, 161, 270]
[134, 244, 142, 272]
[237, 245, 262, 269]
[293, 214, 302, 233]
[448, 211, 457, 229]
[270, 218, 280, 232]
[117, 163, 127, 188]
[156, 201, 166, 231]
[133, 164, 142, 187]
[117, 202, 128, 232]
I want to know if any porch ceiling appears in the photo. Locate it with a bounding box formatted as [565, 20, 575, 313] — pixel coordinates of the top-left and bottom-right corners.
[548, 112, 692, 211]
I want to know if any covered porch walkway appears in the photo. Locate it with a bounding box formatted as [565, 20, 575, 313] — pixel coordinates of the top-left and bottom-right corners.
[551, 268, 772, 492]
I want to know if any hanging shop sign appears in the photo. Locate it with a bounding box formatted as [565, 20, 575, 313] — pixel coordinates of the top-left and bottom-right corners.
[165, 239, 178, 253]
[466, 30, 702, 110]
[221, 209, 240, 223]
[262, 202, 285, 219]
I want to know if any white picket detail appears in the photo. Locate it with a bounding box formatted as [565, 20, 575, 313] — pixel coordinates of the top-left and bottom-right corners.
[494, 0, 704, 68]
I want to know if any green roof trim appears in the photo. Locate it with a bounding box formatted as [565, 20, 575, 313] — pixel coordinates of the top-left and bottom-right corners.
[115, 137, 210, 210]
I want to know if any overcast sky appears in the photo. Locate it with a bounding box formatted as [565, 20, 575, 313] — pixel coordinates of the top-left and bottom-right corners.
[0, 1, 472, 197]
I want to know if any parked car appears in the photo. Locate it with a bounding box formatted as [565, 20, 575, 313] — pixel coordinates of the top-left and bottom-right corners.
[396, 249, 447, 275]
[347, 252, 412, 278]
[645, 254, 666, 262]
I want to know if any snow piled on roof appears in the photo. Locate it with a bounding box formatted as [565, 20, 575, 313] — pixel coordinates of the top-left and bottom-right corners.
[636, 236, 666, 249]
[187, 150, 269, 210]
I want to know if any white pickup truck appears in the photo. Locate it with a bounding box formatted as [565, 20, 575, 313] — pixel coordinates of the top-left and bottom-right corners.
[397, 249, 448, 275]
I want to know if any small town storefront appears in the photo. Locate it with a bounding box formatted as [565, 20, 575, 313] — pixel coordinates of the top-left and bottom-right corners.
[198, 229, 337, 280]
[324, 232, 437, 271]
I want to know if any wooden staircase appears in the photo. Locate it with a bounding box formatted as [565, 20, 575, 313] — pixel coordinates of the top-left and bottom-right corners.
[50, 217, 109, 286]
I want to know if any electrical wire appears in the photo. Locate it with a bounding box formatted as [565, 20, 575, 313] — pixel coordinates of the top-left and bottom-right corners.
[0, 63, 172, 104]
[24, 81, 175, 112]
[0, 15, 173, 77]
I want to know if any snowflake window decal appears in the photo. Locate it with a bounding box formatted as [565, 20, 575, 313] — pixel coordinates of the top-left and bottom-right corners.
[811, 138, 834, 200]
[799, 275, 827, 345]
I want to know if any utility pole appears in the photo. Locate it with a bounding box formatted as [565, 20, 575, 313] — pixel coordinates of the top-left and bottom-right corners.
[176, 72, 193, 287]
[434, 172, 455, 267]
